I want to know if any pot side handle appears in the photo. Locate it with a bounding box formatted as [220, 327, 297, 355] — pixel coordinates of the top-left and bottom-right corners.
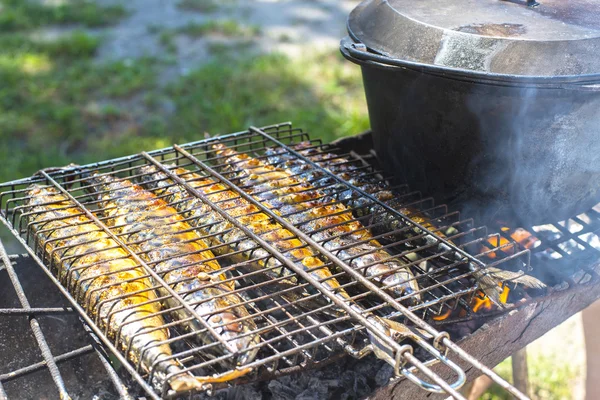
[340, 36, 600, 89]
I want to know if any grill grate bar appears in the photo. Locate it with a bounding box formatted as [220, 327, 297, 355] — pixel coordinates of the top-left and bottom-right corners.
[0, 122, 539, 399]
[0, 346, 94, 382]
[0, 241, 70, 399]
[0, 245, 133, 400]
[37, 170, 239, 355]
[162, 145, 472, 396]
[0, 307, 74, 315]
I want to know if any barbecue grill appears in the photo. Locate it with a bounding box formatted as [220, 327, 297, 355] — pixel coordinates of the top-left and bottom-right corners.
[1, 123, 598, 399]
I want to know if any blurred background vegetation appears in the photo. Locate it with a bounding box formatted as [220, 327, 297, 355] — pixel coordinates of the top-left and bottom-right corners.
[0, 0, 586, 399]
[0, 0, 367, 183]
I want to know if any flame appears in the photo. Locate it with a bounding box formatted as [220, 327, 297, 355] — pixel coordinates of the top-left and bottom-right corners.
[433, 307, 453, 321]
[508, 227, 539, 250]
[433, 285, 510, 321]
[471, 292, 493, 313]
[484, 227, 539, 258]
[470, 285, 509, 313]
[432, 224, 534, 322]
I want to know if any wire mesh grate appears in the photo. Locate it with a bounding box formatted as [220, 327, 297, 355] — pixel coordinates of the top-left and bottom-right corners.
[0, 122, 535, 399]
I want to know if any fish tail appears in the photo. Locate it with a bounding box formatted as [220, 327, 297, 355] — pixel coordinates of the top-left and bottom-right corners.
[168, 367, 253, 392]
[485, 267, 546, 290]
[475, 271, 508, 308]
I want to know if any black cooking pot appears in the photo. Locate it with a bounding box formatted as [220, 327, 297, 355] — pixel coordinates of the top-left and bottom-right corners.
[341, 0, 600, 225]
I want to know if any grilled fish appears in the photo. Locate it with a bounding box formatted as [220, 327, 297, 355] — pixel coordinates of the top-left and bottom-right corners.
[137, 164, 343, 314]
[213, 144, 421, 305]
[264, 143, 546, 301]
[136, 164, 423, 367]
[26, 185, 204, 392]
[84, 173, 260, 370]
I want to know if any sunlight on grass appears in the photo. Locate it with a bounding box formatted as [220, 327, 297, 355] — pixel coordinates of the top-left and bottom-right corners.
[483, 353, 580, 400]
[0, 0, 127, 31]
[167, 51, 369, 143]
[0, 52, 52, 73]
[178, 19, 261, 38]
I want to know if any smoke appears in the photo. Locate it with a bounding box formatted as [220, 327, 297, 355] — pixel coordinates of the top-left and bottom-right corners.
[462, 82, 600, 226]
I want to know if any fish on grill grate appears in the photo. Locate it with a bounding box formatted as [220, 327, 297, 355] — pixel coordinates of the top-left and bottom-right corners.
[84, 174, 261, 373]
[25, 185, 204, 392]
[264, 143, 546, 301]
[136, 164, 422, 366]
[212, 144, 421, 305]
[137, 164, 343, 314]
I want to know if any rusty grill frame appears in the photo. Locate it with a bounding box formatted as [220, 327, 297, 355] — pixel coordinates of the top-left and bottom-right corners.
[0, 122, 537, 399]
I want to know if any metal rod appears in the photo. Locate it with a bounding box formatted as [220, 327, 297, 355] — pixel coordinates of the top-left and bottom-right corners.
[0, 221, 160, 400]
[248, 125, 528, 398]
[159, 146, 468, 394]
[0, 241, 71, 400]
[0, 307, 74, 315]
[95, 349, 134, 400]
[0, 346, 94, 382]
[38, 170, 238, 354]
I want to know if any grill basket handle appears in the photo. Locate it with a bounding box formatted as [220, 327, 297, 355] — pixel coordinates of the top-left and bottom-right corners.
[395, 329, 467, 394]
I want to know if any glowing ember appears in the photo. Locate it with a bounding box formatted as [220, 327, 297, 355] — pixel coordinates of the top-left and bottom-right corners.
[433, 307, 453, 321]
[483, 227, 540, 259]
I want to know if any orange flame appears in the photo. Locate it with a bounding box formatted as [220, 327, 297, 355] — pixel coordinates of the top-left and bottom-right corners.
[433, 307, 453, 321]
[432, 225, 533, 322]
[484, 227, 539, 259]
[470, 285, 510, 313]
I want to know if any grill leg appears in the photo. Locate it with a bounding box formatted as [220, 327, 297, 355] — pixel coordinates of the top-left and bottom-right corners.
[465, 375, 493, 399]
[511, 348, 530, 398]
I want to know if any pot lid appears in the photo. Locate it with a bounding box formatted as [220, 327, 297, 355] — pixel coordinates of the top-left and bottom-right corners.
[347, 0, 600, 78]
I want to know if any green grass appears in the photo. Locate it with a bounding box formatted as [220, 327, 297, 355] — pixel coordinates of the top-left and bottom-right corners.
[176, 0, 220, 13]
[0, 30, 367, 182]
[483, 354, 580, 400]
[176, 0, 238, 13]
[0, 0, 369, 181]
[178, 19, 261, 38]
[0, 0, 158, 182]
[0, 0, 127, 31]
[158, 30, 177, 54]
[166, 52, 369, 143]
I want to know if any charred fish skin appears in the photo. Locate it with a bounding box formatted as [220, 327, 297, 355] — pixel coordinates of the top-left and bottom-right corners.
[212, 144, 420, 306]
[26, 185, 197, 392]
[137, 165, 348, 308]
[84, 173, 260, 367]
[265, 143, 546, 297]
